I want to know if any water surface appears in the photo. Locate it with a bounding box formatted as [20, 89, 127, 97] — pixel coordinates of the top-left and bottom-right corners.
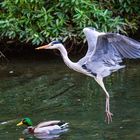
[0, 58, 140, 140]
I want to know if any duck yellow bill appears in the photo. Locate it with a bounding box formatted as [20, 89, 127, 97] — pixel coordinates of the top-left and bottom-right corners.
[35, 44, 49, 50]
[17, 121, 23, 126]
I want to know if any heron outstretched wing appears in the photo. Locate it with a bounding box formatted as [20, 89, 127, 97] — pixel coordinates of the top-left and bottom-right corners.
[79, 33, 140, 77]
[92, 33, 140, 65]
[78, 28, 101, 64]
[96, 33, 140, 59]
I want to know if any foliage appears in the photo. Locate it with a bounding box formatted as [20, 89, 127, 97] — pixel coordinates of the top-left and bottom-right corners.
[0, 0, 139, 46]
[98, 0, 140, 33]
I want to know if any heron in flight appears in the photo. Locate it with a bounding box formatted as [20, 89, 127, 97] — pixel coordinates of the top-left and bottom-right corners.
[36, 27, 140, 123]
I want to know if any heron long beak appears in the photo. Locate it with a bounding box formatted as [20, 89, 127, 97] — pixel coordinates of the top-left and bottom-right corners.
[35, 44, 50, 50]
[17, 121, 23, 126]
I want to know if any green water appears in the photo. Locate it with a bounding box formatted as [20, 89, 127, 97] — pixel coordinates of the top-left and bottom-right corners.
[0, 58, 140, 140]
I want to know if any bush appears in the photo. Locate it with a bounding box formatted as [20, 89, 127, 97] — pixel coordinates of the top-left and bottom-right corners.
[0, 0, 139, 46]
[98, 0, 140, 33]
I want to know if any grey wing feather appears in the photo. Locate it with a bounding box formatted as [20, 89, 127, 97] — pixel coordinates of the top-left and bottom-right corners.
[78, 28, 98, 64]
[95, 33, 140, 62]
[80, 33, 140, 78]
[104, 33, 140, 58]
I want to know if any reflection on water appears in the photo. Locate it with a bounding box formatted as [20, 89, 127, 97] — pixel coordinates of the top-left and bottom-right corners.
[0, 59, 140, 140]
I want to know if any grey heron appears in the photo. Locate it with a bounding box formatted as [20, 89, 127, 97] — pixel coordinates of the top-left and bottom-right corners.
[36, 27, 140, 123]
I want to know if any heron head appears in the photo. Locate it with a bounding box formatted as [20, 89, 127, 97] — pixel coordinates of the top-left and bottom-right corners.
[36, 41, 62, 50]
[17, 117, 33, 127]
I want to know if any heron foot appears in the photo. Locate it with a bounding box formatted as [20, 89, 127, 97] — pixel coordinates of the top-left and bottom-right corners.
[105, 111, 113, 124]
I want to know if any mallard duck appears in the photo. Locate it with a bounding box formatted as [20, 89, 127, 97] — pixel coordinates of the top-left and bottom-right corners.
[17, 117, 69, 136]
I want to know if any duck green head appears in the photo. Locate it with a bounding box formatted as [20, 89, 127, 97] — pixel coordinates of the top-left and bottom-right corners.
[17, 118, 33, 126]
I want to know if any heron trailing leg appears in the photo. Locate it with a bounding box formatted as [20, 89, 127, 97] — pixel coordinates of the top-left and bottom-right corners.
[95, 76, 113, 124]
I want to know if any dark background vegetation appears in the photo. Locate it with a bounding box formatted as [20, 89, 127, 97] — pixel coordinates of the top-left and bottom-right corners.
[0, 0, 140, 56]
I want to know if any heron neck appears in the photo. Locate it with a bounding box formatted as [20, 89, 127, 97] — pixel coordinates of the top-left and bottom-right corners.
[58, 46, 76, 69]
